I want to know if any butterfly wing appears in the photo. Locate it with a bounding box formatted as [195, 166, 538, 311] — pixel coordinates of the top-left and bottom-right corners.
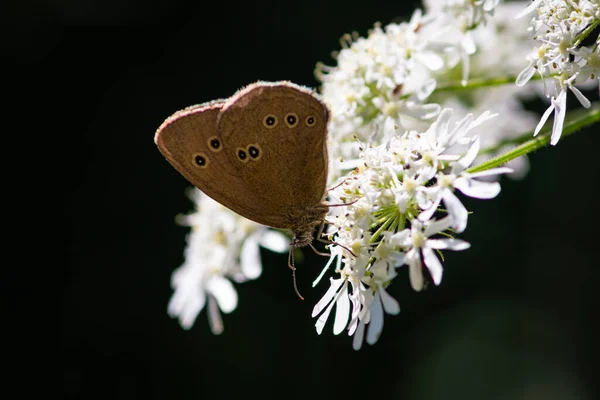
[216, 81, 330, 227]
[155, 100, 290, 227]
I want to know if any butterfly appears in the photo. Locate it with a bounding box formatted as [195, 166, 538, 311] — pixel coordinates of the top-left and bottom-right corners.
[155, 81, 337, 298]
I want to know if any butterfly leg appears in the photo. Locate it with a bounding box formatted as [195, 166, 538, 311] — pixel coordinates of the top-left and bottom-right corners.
[287, 247, 304, 300]
[326, 176, 355, 192]
[326, 179, 347, 192]
[309, 242, 330, 257]
[326, 198, 359, 208]
[314, 218, 357, 257]
[308, 220, 330, 257]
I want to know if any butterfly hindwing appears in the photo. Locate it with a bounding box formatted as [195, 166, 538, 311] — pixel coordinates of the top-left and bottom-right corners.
[155, 101, 287, 227]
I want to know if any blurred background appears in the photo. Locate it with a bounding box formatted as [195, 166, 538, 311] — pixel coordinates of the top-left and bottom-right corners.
[6, 0, 598, 398]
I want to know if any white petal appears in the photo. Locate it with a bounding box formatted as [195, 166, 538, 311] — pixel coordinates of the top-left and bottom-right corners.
[456, 136, 480, 171]
[389, 251, 407, 267]
[422, 247, 443, 285]
[408, 257, 424, 291]
[569, 84, 591, 108]
[445, 113, 471, 145]
[454, 177, 501, 199]
[468, 167, 513, 179]
[167, 288, 205, 330]
[483, 0, 499, 12]
[462, 33, 476, 55]
[516, 63, 536, 86]
[352, 320, 366, 351]
[415, 51, 444, 71]
[312, 278, 344, 317]
[366, 295, 384, 345]
[347, 293, 361, 335]
[240, 234, 263, 280]
[534, 102, 555, 136]
[550, 91, 567, 146]
[435, 108, 453, 138]
[347, 315, 359, 337]
[469, 111, 498, 129]
[358, 292, 372, 324]
[207, 276, 238, 313]
[315, 297, 337, 335]
[417, 78, 438, 100]
[418, 194, 442, 222]
[443, 190, 468, 233]
[406, 103, 441, 120]
[428, 238, 471, 251]
[409, 8, 422, 25]
[379, 287, 400, 315]
[333, 287, 350, 335]
[424, 216, 453, 236]
[505, 157, 529, 180]
[259, 229, 290, 253]
[515, 0, 540, 19]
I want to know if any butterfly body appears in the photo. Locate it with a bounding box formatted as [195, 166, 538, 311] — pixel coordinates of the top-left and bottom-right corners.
[155, 81, 330, 248]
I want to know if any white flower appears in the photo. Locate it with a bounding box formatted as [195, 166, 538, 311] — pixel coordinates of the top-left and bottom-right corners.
[312, 255, 401, 351]
[167, 189, 288, 334]
[533, 74, 592, 145]
[312, 264, 358, 336]
[313, 109, 509, 348]
[516, 0, 599, 144]
[317, 10, 449, 180]
[394, 217, 470, 291]
[424, 0, 500, 28]
[418, 135, 513, 232]
[429, 1, 542, 179]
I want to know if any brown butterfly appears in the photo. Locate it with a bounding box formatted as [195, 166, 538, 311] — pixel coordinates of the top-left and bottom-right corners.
[155, 81, 341, 298]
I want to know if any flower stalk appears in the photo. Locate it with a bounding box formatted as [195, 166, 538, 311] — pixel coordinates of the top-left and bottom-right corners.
[468, 103, 600, 174]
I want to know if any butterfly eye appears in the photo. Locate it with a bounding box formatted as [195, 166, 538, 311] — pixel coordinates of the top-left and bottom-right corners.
[192, 153, 209, 169]
[263, 115, 278, 128]
[247, 143, 262, 160]
[285, 113, 298, 128]
[207, 136, 222, 152]
[236, 148, 249, 163]
[305, 116, 316, 127]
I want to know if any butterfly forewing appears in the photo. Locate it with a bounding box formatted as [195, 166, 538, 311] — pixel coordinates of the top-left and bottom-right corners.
[216, 82, 329, 224]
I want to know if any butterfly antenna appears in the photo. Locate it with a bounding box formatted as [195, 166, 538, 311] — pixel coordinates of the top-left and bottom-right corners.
[287, 246, 304, 300]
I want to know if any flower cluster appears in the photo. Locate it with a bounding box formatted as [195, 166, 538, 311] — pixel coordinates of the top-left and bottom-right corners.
[428, 0, 543, 179]
[516, 0, 599, 145]
[167, 188, 287, 333]
[316, 14, 444, 181]
[319, 0, 540, 182]
[312, 109, 511, 349]
[163, 0, 598, 349]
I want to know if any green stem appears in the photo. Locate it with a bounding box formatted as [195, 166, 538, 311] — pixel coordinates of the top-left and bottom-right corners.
[573, 20, 600, 48]
[466, 103, 600, 174]
[369, 215, 396, 244]
[434, 74, 544, 93]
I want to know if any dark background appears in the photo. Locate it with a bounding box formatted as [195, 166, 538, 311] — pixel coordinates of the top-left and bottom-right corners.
[7, 0, 599, 399]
